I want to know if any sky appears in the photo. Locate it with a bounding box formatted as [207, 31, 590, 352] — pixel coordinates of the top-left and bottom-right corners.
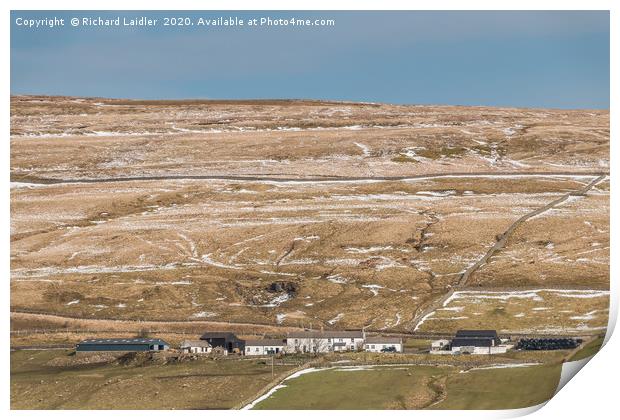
[10, 11, 610, 109]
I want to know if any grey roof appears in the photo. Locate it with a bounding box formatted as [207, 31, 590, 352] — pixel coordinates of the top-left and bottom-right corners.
[78, 338, 169, 346]
[288, 331, 363, 339]
[180, 340, 212, 348]
[455, 330, 498, 338]
[244, 339, 286, 347]
[365, 336, 403, 344]
[200, 332, 242, 341]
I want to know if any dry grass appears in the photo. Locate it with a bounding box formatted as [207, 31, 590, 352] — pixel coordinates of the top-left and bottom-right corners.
[10, 96, 609, 337]
[11, 96, 608, 180]
[414, 289, 609, 334]
[11, 349, 297, 409]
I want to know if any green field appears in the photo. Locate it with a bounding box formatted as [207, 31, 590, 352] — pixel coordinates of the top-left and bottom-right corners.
[570, 337, 605, 361]
[432, 363, 562, 409]
[11, 350, 296, 409]
[254, 365, 453, 409]
[254, 363, 563, 410]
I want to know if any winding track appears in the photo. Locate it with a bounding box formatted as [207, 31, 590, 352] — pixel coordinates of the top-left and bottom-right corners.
[457, 174, 607, 287]
[408, 174, 607, 332]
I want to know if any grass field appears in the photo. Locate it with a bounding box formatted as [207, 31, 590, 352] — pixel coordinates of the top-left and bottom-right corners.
[570, 336, 605, 361]
[10, 350, 297, 409]
[252, 363, 562, 410]
[432, 363, 562, 409]
[254, 365, 454, 409]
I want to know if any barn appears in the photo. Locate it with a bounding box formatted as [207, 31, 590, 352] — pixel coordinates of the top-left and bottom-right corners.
[199, 332, 245, 354]
[455, 330, 500, 345]
[76, 338, 170, 352]
[450, 330, 509, 354]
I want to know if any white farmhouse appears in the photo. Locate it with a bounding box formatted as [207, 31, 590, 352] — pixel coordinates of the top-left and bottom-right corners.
[180, 339, 212, 354]
[244, 339, 286, 356]
[286, 331, 364, 353]
[364, 336, 403, 353]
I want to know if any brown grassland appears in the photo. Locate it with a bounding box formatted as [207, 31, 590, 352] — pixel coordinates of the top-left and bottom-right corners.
[9, 96, 610, 409]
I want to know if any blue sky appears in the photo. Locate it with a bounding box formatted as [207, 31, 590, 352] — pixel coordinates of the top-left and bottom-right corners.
[10, 11, 609, 109]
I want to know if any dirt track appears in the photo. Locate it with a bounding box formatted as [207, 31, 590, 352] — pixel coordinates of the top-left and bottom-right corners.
[11, 171, 608, 185]
[457, 174, 607, 287]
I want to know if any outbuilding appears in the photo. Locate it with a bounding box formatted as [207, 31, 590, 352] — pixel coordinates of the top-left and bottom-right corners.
[180, 339, 212, 354]
[244, 339, 286, 356]
[364, 336, 403, 353]
[76, 338, 170, 352]
[431, 339, 451, 352]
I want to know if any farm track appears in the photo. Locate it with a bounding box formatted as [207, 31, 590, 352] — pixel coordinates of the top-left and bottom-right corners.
[10, 171, 608, 185]
[406, 174, 607, 333]
[457, 174, 607, 287]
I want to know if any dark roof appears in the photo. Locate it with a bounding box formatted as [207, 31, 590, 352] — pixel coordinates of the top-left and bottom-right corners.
[365, 336, 403, 344]
[451, 338, 494, 348]
[78, 338, 169, 346]
[287, 331, 363, 339]
[455, 330, 498, 338]
[244, 339, 286, 347]
[200, 332, 242, 341]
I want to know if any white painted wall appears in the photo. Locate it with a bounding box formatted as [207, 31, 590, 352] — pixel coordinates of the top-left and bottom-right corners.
[244, 345, 285, 356]
[451, 345, 509, 355]
[285, 337, 363, 353]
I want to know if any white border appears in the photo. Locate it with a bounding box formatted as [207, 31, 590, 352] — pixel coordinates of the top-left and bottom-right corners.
[2, 2, 617, 420]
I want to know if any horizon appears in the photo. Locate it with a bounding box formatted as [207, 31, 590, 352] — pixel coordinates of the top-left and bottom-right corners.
[10, 93, 610, 111]
[11, 10, 610, 110]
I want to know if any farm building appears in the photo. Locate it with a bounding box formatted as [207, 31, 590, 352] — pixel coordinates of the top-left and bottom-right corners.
[180, 339, 212, 354]
[244, 339, 286, 356]
[76, 338, 170, 352]
[199, 332, 245, 354]
[455, 330, 501, 345]
[430, 330, 511, 355]
[431, 339, 451, 352]
[364, 336, 403, 353]
[285, 331, 364, 353]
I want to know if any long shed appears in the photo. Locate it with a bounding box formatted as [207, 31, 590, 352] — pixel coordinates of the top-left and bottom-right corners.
[76, 338, 170, 352]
